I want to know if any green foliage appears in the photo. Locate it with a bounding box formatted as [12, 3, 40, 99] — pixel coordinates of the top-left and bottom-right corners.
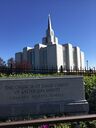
[0, 73, 63, 79]
[83, 75, 96, 114]
[0, 73, 42, 78]
[85, 121, 96, 128]
[88, 88, 96, 113]
[84, 75, 96, 99]
[54, 123, 70, 128]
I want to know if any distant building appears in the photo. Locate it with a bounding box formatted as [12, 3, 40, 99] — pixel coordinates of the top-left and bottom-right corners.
[15, 15, 85, 72]
[15, 52, 22, 64]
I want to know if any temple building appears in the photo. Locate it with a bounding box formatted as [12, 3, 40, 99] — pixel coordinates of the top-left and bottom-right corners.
[15, 15, 85, 72]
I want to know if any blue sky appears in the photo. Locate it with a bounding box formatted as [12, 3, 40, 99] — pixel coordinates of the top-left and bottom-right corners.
[0, 0, 96, 68]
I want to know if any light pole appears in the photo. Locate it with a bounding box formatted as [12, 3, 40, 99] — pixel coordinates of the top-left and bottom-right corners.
[86, 60, 88, 70]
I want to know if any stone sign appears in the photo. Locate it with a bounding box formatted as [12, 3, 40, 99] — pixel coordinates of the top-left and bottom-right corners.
[0, 76, 88, 118]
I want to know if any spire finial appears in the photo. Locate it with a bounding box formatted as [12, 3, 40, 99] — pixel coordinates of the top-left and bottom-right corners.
[48, 14, 52, 30]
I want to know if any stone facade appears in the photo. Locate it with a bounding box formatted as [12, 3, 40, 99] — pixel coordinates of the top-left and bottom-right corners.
[0, 76, 88, 118]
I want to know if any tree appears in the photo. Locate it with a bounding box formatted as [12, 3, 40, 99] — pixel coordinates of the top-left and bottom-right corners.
[15, 61, 32, 73]
[0, 57, 6, 67]
[7, 57, 15, 68]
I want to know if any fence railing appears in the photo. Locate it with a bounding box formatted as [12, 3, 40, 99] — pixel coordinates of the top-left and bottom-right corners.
[0, 67, 96, 76]
[0, 114, 96, 128]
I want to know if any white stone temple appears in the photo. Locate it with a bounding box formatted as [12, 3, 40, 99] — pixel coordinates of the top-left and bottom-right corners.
[15, 15, 85, 72]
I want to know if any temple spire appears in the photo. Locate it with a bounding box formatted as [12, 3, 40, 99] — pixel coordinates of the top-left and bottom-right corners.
[42, 14, 58, 45]
[48, 14, 52, 30]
